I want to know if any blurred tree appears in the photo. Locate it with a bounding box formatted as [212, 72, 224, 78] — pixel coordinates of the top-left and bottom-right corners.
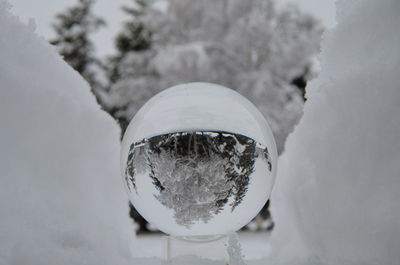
[102, 0, 322, 152]
[103, 0, 155, 233]
[106, 0, 152, 86]
[98, 0, 323, 233]
[101, 0, 153, 132]
[116, 0, 152, 55]
[51, 0, 105, 91]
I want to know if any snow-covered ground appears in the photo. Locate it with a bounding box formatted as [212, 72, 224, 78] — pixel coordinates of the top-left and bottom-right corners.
[132, 232, 271, 261]
[1, 0, 399, 264]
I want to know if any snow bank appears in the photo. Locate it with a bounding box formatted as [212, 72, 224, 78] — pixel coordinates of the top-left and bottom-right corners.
[271, 0, 400, 264]
[0, 3, 133, 265]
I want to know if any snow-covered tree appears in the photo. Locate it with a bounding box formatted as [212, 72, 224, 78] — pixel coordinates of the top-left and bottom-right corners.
[97, 0, 322, 232]
[51, 0, 105, 90]
[102, 0, 153, 129]
[124, 131, 272, 227]
[101, 0, 322, 153]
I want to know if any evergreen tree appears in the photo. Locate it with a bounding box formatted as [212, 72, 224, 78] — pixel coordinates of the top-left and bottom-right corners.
[116, 0, 152, 55]
[100, 0, 322, 233]
[103, 0, 154, 233]
[51, 0, 105, 90]
[103, 0, 322, 152]
[97, 0, 154, 134]
[107, 0, 152, 86]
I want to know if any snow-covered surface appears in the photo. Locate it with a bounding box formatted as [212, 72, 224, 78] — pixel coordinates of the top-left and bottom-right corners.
[1, 0, 399, 263]
[0, 2, 133, 265]
[132, 232, 271, 264]
[271, 0, 400, 264]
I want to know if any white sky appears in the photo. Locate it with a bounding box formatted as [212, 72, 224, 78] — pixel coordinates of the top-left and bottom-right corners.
[9, 0, 336, 58]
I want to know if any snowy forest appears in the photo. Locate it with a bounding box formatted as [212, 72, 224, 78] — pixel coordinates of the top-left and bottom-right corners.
[1, 0, 399, 264]
[49, 0, 322, 233]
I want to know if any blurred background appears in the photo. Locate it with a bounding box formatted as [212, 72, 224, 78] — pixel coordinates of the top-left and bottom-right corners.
[10, 0, 334, 234]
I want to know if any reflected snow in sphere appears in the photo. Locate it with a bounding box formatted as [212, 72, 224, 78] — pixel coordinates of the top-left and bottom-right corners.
[121, 83, 277, 237]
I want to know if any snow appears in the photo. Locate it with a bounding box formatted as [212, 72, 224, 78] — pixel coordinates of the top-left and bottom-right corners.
[270, 0, 400, 264]
[0, 2, 133, 265]
[132, 232, 271, 264]
[1, 0, 399, 263]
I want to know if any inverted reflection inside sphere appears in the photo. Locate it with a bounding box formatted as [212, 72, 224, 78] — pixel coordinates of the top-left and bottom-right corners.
[125, 131, 272, 227]
[121, 83, 277, 237]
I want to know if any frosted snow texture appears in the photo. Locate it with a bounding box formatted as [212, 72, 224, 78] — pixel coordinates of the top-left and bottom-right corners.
[125, 131, 272, 228]
[0, 3, 133, 265]
[270, 0, 400, 264]
[121, 83, 277, 236]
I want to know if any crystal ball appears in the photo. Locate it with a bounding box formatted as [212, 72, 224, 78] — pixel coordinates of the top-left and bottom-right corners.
[121, 82, 277, 237]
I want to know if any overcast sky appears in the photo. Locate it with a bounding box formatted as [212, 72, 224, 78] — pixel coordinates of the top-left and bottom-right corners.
[9, 0, 336, 58]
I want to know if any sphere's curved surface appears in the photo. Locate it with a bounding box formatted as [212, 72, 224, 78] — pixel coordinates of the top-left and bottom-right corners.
[121, 83, 277, 236]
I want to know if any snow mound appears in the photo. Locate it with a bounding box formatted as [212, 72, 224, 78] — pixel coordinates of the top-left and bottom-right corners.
[271, 0, 400, 264]
[0, 3, 133, 265]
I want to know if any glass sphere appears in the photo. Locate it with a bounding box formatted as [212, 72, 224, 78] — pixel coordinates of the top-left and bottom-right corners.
[121, 82, 277, 237]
